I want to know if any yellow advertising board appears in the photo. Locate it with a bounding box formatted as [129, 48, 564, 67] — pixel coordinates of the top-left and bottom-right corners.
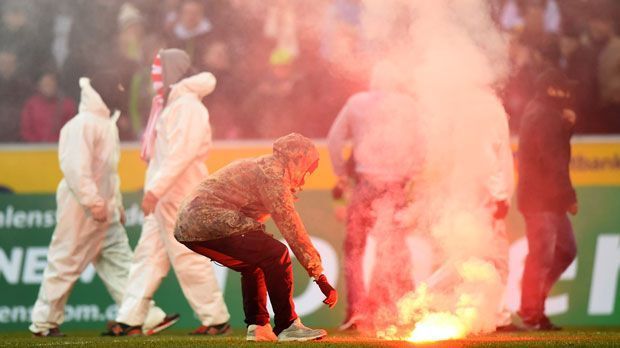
[0, 137, 619, 193]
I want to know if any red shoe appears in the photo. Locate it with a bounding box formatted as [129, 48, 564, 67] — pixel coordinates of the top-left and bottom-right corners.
[144, 313, 180, 336]
[190, 322, 232, 335]
[101, 322, 142, 336]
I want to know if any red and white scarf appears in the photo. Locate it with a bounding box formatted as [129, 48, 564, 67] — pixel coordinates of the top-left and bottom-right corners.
[140, 53, 165, 162]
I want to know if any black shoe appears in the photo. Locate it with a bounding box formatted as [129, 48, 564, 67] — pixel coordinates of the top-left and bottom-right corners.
[101, 322, 142, 336]
[539, 316, 562, 331]
[495, 323, 525, 332]
[33, 327, 66, 337]
[190, 322, 232, 335]
[144, 313, 181, 336]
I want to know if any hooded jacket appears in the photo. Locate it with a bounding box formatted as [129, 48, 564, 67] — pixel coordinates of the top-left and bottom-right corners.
[517, 95, 576, 213]
[57, 78, 122, 215]
[174, 133, 323, 278]
[144, 72, 216, 201]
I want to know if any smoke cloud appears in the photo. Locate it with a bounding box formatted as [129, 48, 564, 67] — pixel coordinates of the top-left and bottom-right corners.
[351, 0, 512, 340]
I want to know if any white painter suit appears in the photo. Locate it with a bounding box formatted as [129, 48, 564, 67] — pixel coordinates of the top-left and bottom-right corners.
[484, 113, 515, 327]
[327, 82, 425, 321]
[420, 108, 515, 329]
[30, 78, 165, 334]
[116, 72, 230, 327]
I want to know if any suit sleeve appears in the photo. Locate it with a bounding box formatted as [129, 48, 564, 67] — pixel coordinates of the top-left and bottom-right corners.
[327, 100, 352, 177]
[149, 101, 212, 198]
[487, 116, 515, 203]
[259, 180, 323, 278]
[59, 119, 105, 208]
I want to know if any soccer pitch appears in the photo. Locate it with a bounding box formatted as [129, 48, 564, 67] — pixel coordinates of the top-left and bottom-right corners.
[1, 329, 619, 347]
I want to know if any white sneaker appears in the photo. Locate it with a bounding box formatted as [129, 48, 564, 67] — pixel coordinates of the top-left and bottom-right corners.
[277, 318, 327, 342]
[246, 324, 277, 342]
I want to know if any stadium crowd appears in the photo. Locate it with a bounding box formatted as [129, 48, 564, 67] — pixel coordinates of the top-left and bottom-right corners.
[0, 0, 619, 143]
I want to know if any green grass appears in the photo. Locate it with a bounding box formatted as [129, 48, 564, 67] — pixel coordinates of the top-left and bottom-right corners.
[1, 329, 619, 347]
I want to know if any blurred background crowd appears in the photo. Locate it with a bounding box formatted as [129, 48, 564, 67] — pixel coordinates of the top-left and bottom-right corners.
[0, 0, 619, 143]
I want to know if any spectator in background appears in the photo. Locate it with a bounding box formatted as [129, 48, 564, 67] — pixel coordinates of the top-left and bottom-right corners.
[206, 0, 270, 99]
[61, 0, 120, 101]
[115, 2, 150, 141]
[559, 25, 598, 133]
[32, 0, 75, 74]
[504, 36, 560, 132]
[242, 50, 303, 138]
[588, 9, 620, 132]
[263, 0, 299, 60]
[0, 50, 31, 143]
[21, 72, 76, 143]
[0, 1, 49, 82]
[201, 40, 242, 139]
[500, 0, 561, 37]
[167, 0, 213, 64]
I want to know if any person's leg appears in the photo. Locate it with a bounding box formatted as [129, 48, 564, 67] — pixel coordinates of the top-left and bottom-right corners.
[30, 191, 105, 334]
[492, 219, 513, 328]
[94, 219, 166, 329]
[185, 231, 296, 335]
[156, 200, 230, 327]
[344, 180, 373, 321]
[241, 268, 270, 327]
[543, 214, 578, 297]
[185, 242, 269, 327]
[116, 215, 170, 326]
[519, 212, 558, 325]
[254, 238, 296, 335]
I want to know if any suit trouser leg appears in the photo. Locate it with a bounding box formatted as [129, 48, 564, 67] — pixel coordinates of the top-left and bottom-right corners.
[156, 200, 230, 326]
[30, 195, 105, 333]
[344, 182, 373, 320]
[116, 215, 170, 326]
[96, 220, 166, 329]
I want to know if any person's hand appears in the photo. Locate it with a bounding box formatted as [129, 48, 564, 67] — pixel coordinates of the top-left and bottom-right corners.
[332, 177, 348, 200]
[315, 274, 338, 309]
[119, 206, 126, 225]
[142, 191, 159, 216]
[90, 203, 108, 223]
[562, 109, 577, 127]
[494, 200, 509, 220]
[568, 202, 578, 216]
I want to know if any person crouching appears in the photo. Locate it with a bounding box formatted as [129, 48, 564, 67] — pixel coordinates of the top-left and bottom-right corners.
[174, 133, 337, 342]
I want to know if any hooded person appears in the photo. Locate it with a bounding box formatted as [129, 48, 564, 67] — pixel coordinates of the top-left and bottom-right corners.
[106, 49, 231, 336]
[517, 68, 578, 331]
[326, 60, 424, 331]
[29, 71, 172, 337]
[174, 133, 338, 342]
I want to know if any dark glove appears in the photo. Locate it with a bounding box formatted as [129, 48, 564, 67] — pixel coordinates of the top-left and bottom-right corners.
[315, 274, 338, 308]
[332, 177, 347, 200]
[494, 200, 509, 220]
[332, 185, 344, 200]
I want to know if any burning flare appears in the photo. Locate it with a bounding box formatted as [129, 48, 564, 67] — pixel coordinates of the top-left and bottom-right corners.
[409, 313, 466, 342]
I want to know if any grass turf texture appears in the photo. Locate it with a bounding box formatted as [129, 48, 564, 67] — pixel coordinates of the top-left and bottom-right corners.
[1, 329, 619, 347]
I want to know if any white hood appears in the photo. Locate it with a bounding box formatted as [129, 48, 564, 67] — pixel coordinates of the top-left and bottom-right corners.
[78, 78, 114, 118]
[168, 72, 217, 103]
